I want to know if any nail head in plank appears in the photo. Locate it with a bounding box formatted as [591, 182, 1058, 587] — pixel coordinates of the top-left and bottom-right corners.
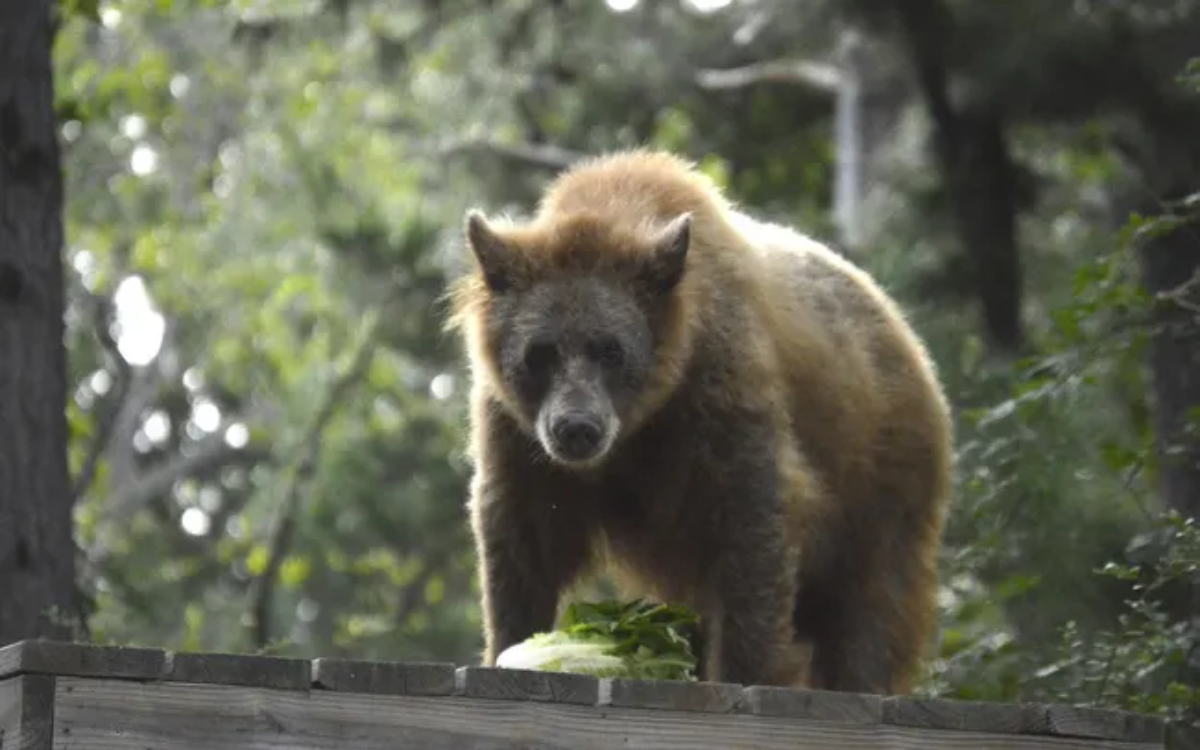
[312, 658, 455, 696]
[163, 651, 312, 690]
[741, 685, 881, 724]
[0, 639, 165, 680]
[455, 666, 599, 706]
[603, 678, 742, 714]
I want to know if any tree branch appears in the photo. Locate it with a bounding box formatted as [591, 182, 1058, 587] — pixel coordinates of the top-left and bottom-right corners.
[393, 544, 459, 630]
[100, 320, 180, 496]
[102, 428, 262, 526]
[436, 138, 586, 172]
[395, 560, 437, 629]
[243, 311, 383, 651]
[695, 58, 843, 94]
[71, 294, 132, 503]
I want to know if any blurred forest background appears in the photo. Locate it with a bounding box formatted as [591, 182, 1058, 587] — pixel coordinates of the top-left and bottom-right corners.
[1, 0, 1199, 738]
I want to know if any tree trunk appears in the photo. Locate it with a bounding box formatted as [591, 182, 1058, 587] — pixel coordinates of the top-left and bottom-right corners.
[1137, 189, 1200, 728]
[1124, 90, 1200, 725]
[943, 112, 1024, 355]
[1138, 189, 1200, 522]
[0, 0, 81, 645]
[891, 0, 1025, 356]
[1124, 87, 1200, 522]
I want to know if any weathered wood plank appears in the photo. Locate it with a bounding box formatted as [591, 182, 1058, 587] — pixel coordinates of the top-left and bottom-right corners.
[1, 678, 24, 749]
[742, 685, 881, 724]
[455, 666, 599, 706]
[1029, 704, 1165, 745]
[884, 695, 1031, 734]
[603, 678, 742, 714]
[312, 658, 456, 696]
[163, 651, 311, 690]
[884, 696, 1166, 745]
[1, 675, 56, 750]
[0, 640, 165, 681]
[51, 676, 1164, 750]
[1166, 722, 1199, 750]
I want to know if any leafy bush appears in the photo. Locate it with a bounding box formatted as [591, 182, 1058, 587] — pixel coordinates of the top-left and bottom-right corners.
[930, 157, 1200, 738]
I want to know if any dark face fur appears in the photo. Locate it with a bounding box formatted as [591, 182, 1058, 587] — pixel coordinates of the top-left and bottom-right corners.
[495, 276, 655, 467]
[464, 210, 691, 470]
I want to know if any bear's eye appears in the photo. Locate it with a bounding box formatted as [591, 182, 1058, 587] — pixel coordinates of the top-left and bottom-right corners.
[590, 338, 625, 369]
[523, 341, 558, 373]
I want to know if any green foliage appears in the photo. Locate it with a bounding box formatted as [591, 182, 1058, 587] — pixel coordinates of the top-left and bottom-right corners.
[45, 0, 1200, 727]
[1029, 512, 1200, 723]
[561, 600, 701, 665]
[927, 151, 1200, 734]
[926, 228, 1157, 700]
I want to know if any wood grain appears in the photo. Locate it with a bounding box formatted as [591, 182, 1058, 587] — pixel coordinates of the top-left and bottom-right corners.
[312, 658, 456, 696]
[742, 685, 881, 724]
[51, 677, 1164, 750]
[1166, 723, 1199, 750]
[884, 695, 1031, 734]
[455, 666, 599, 706]
[2, 675, 55, 750]
[1, 677, 22, 748]
[163, 651, 311, 690]
[1034, 704, 1165, 744]
[604, 678, 742, 714]
[0, 641, 1171, 748]
[0, 640, 164, 681]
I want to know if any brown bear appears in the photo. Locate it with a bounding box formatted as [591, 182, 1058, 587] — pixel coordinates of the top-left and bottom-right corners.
[444, 148, 954, 695]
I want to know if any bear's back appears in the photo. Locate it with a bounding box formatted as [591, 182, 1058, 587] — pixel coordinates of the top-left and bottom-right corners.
[724, 210, 952, 501]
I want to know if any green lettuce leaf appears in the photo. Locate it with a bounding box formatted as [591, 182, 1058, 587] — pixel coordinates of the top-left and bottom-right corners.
[494, 599, 701, 681]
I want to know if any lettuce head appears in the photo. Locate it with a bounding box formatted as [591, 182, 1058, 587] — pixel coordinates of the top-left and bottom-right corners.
[495, 599, 701, 681]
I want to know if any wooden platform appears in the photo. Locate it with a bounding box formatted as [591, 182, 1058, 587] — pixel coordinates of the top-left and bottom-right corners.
[0, 639, 1170, 749]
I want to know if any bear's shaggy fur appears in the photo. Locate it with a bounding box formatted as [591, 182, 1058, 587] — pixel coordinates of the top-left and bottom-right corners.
[444, 149, 954, 694]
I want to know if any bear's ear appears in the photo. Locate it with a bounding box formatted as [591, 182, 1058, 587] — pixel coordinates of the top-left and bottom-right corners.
[639, 212, 692, 295]
[465, 209, 519, 293]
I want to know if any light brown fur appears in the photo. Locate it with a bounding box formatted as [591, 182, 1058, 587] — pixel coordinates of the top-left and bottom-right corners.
[446, 149, 954, 694]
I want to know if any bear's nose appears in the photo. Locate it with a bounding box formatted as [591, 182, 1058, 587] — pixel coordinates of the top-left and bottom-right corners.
[552, 415, 604, 460]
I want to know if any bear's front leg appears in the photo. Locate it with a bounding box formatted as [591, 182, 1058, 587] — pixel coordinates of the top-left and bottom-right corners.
[696, 450, 805, 688]
[471, 473, 591, 666]
[704, 540, 803, 687]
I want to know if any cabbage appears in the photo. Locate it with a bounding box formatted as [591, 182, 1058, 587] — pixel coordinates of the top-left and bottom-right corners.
[495, 599, 701, 681]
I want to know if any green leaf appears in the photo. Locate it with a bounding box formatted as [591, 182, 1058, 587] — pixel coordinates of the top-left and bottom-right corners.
[497, 598, 702, 681]
[280, 555, 312, 588]
[246, 545, 270, 576]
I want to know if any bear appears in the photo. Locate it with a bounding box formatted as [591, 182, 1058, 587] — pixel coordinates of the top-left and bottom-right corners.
[443, 148, 954, 695]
